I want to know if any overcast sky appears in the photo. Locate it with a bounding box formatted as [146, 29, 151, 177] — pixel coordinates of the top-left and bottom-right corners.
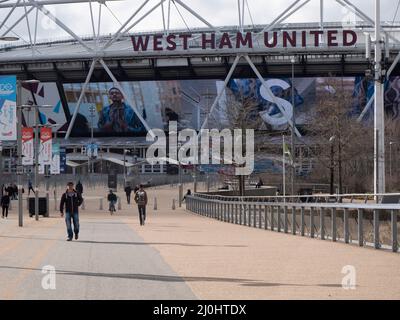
[0, 0, 398, 44]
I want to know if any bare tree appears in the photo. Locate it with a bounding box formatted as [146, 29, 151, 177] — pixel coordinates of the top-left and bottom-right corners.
[306, 78, 373, 193]
[221, 91, 263, 196]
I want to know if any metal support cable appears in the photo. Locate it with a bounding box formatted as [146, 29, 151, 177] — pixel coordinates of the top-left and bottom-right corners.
[172, 0, 191, 32]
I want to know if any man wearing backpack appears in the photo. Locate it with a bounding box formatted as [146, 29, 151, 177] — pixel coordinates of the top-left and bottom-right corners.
[60, 182, 83, 241]
[134, 184, 148, 226]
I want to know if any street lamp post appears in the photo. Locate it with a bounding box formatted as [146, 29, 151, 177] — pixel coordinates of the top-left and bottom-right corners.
[290, 57, 296, 195]
[178, 143, 183, 207]
[21, 103, 53, 222]
[34, 105, 40, 221]
[88, 105, 96, 174]
[16, 84, 23, 227]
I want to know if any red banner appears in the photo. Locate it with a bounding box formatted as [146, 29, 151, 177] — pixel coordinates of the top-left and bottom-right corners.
[39, 127, 52, 165]
[22, 127, 34, 166]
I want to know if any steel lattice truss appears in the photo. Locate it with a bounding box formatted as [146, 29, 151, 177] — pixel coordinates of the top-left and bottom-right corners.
[0, 0, 398, 139]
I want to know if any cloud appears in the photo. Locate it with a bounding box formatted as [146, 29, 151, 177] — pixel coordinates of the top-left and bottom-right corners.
[0, 0, 397, 44]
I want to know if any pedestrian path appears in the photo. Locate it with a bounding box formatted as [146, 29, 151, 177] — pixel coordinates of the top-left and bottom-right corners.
[0, 184, 399, 299]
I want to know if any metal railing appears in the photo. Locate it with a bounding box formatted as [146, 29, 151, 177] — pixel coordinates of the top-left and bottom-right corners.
[193, 192, 400, 204]
[186, 195, 400, 253]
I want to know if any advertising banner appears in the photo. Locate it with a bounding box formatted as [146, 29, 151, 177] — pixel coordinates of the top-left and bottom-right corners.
[51, 143, 60, 174]
[87, 142, 98, 158]
[0, 75, 17, 141]
[22, 127, 34, 166]
[60, 148, 66, 174]
[39, 127, 52, 165]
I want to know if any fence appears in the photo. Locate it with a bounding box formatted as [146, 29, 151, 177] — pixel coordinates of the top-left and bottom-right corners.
[186, 194, 400, 253]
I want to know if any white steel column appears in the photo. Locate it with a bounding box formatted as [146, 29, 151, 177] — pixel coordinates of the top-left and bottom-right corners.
[102, 0, 151, 50]
[374, 0, 385, 194]
[0, 0, 22, 30]
[65, 59, 97, 139]
[29, 0, 94, 52]
[200, 55, 241, 130]
[320, 0, 324, 29]
[1, 6, 34, 37]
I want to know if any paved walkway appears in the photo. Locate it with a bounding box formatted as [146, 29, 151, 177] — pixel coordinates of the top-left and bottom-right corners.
[0, 184, 399, 299]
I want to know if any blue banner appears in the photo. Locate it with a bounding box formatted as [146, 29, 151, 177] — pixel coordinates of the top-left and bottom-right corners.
[0, 75, 17, 141]
[60, 147, 67, 174]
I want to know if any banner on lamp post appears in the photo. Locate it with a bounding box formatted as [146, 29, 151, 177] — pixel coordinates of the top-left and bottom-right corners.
[51, 143, 60, 175]
[39, 127, 52, 165]
[60, 147, 66, 174]
[22, 127, 34, 166]
[0, 75, 17, 141]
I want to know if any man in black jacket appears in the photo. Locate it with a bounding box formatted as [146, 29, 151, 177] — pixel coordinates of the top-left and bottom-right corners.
[60, 182, 83, 241]
[76, 180, 83, 195]
[124, 185, 132, 204]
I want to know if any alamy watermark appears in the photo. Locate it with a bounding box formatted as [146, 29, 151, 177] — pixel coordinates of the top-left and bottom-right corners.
[341, 265, 356, 290]
[146, 121, 254, 176]
[41, 265, 56, 290]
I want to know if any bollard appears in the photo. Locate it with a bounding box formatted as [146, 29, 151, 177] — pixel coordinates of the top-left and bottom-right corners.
[172, 199, 176, 210]
[54, 189, 57, 211]
[154, 197, 157, 211]
[118, 197, 122, 210]
[100, 198, 103, 210]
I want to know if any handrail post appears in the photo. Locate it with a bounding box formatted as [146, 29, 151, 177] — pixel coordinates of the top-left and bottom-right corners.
[259, 205, 262, 229]
[264, 205, 268, 230]
[300, 207, 305, 236]
[392, 210, 398, 252]
[235, 202, 238, 224]
[277, 206, 281, 232]
[223, 203, 226, 222]
[271, 206, 274, 231]
[253, 204, 257, 228]
[292, 206, 296, 235]
[332, 208, 337, 242]
[239, 203, 243, 225]
[320, 208, 325, 240]
[358, 209, 363, 247]
[243, 203, 246, 225]
[344, 208, 349, 244]
[284, 206, 288, 233]
[374, 209, 380, 249]
[310, 207, 314, 238]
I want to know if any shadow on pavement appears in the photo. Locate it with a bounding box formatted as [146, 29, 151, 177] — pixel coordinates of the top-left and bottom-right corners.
[0, 235, 247, 248]
[0, 265, 350, 289]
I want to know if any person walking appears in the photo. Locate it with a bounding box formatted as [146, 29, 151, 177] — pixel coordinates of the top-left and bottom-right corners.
[182, 189, 191, 202]
[76, 180, 83, 195]
[124, 184, 132, 204]
[28, 180, 35, 196]
[60, 182, 83, 241]
[107, 190, 117, 215]
[1, 192, 10, 219]
[134, 184, 148, 226]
